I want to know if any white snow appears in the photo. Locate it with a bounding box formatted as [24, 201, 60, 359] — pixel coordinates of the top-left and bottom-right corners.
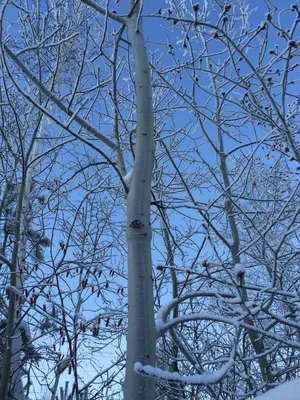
[156, 311, 238, 335]
[234, 263, 246, 277]
[123, 169, 133, 187]
[200, 258, 216, 267]
[224, 237, 235, 246]
[134, 356, 233, 384]
[155, 302, 172, 331]
[20, 321, 32, 341]
[57, 357, 71, 373]
[254, 378, 300, 400]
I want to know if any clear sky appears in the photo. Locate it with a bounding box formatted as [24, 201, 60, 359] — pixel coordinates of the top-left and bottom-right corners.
[1, 0, 299, 398]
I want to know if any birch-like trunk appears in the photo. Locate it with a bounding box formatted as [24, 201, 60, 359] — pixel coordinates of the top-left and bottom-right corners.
[124, 2, 156, 399]
[0, 177, 25, 400]
[0, 114, 43, 400]
[207, 49, 273, 383]
[218, 131, 273, 383]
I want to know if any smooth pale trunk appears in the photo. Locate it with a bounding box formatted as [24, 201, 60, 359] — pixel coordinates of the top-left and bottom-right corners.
[0, 115, 43, 400]
[124, 4, 156, 400]
[9, 332, 24, 400]
[125, 235, 155, 399]
[11, 118, 44, 400]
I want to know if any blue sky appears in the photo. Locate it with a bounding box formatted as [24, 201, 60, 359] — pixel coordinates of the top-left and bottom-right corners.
[1, 0, 299, 398]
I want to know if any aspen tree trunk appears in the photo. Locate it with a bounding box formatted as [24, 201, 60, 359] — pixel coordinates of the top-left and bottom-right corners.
[215, 114, 273, 382]
[11, 128, 43, 400]
[0, 114, 43, 400]
[206, 49, 273, 383]
[124, 1, 156, 399]
[218, 129, 273, 383]
[0, 178, 25, 400]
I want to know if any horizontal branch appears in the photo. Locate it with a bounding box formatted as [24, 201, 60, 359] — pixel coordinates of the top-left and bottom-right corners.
[80, 0, 128, 25]
[134, 356, 234, 385]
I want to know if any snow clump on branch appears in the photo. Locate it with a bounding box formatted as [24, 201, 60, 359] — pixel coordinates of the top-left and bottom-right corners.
[234, 263, 246, 278]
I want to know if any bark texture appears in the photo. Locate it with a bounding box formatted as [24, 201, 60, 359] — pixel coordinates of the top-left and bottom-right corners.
[124, 2, 156, 399]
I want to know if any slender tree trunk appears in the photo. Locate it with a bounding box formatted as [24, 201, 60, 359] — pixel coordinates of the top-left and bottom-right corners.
[217, 127, 273, 384]
[0, 178, 25, 400]
[0, 112, 43, 400]
[162, 218, 186, 399]
[124, 2, 156, 399]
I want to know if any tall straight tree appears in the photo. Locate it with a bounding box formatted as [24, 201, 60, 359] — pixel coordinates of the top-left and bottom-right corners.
[79, 1, 156, 398]
[0, 1, 300, 399]
[1, 0, 156, 398]
[124, 1, 156, 399]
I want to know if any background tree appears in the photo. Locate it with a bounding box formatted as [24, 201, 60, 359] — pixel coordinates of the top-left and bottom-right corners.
[0, 1, 299, 399]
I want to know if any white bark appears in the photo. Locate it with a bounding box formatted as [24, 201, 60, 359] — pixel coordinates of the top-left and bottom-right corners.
[10, 123, 43, 400]
[0, 112, 45, 399]
[124, 2, 156, 399]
